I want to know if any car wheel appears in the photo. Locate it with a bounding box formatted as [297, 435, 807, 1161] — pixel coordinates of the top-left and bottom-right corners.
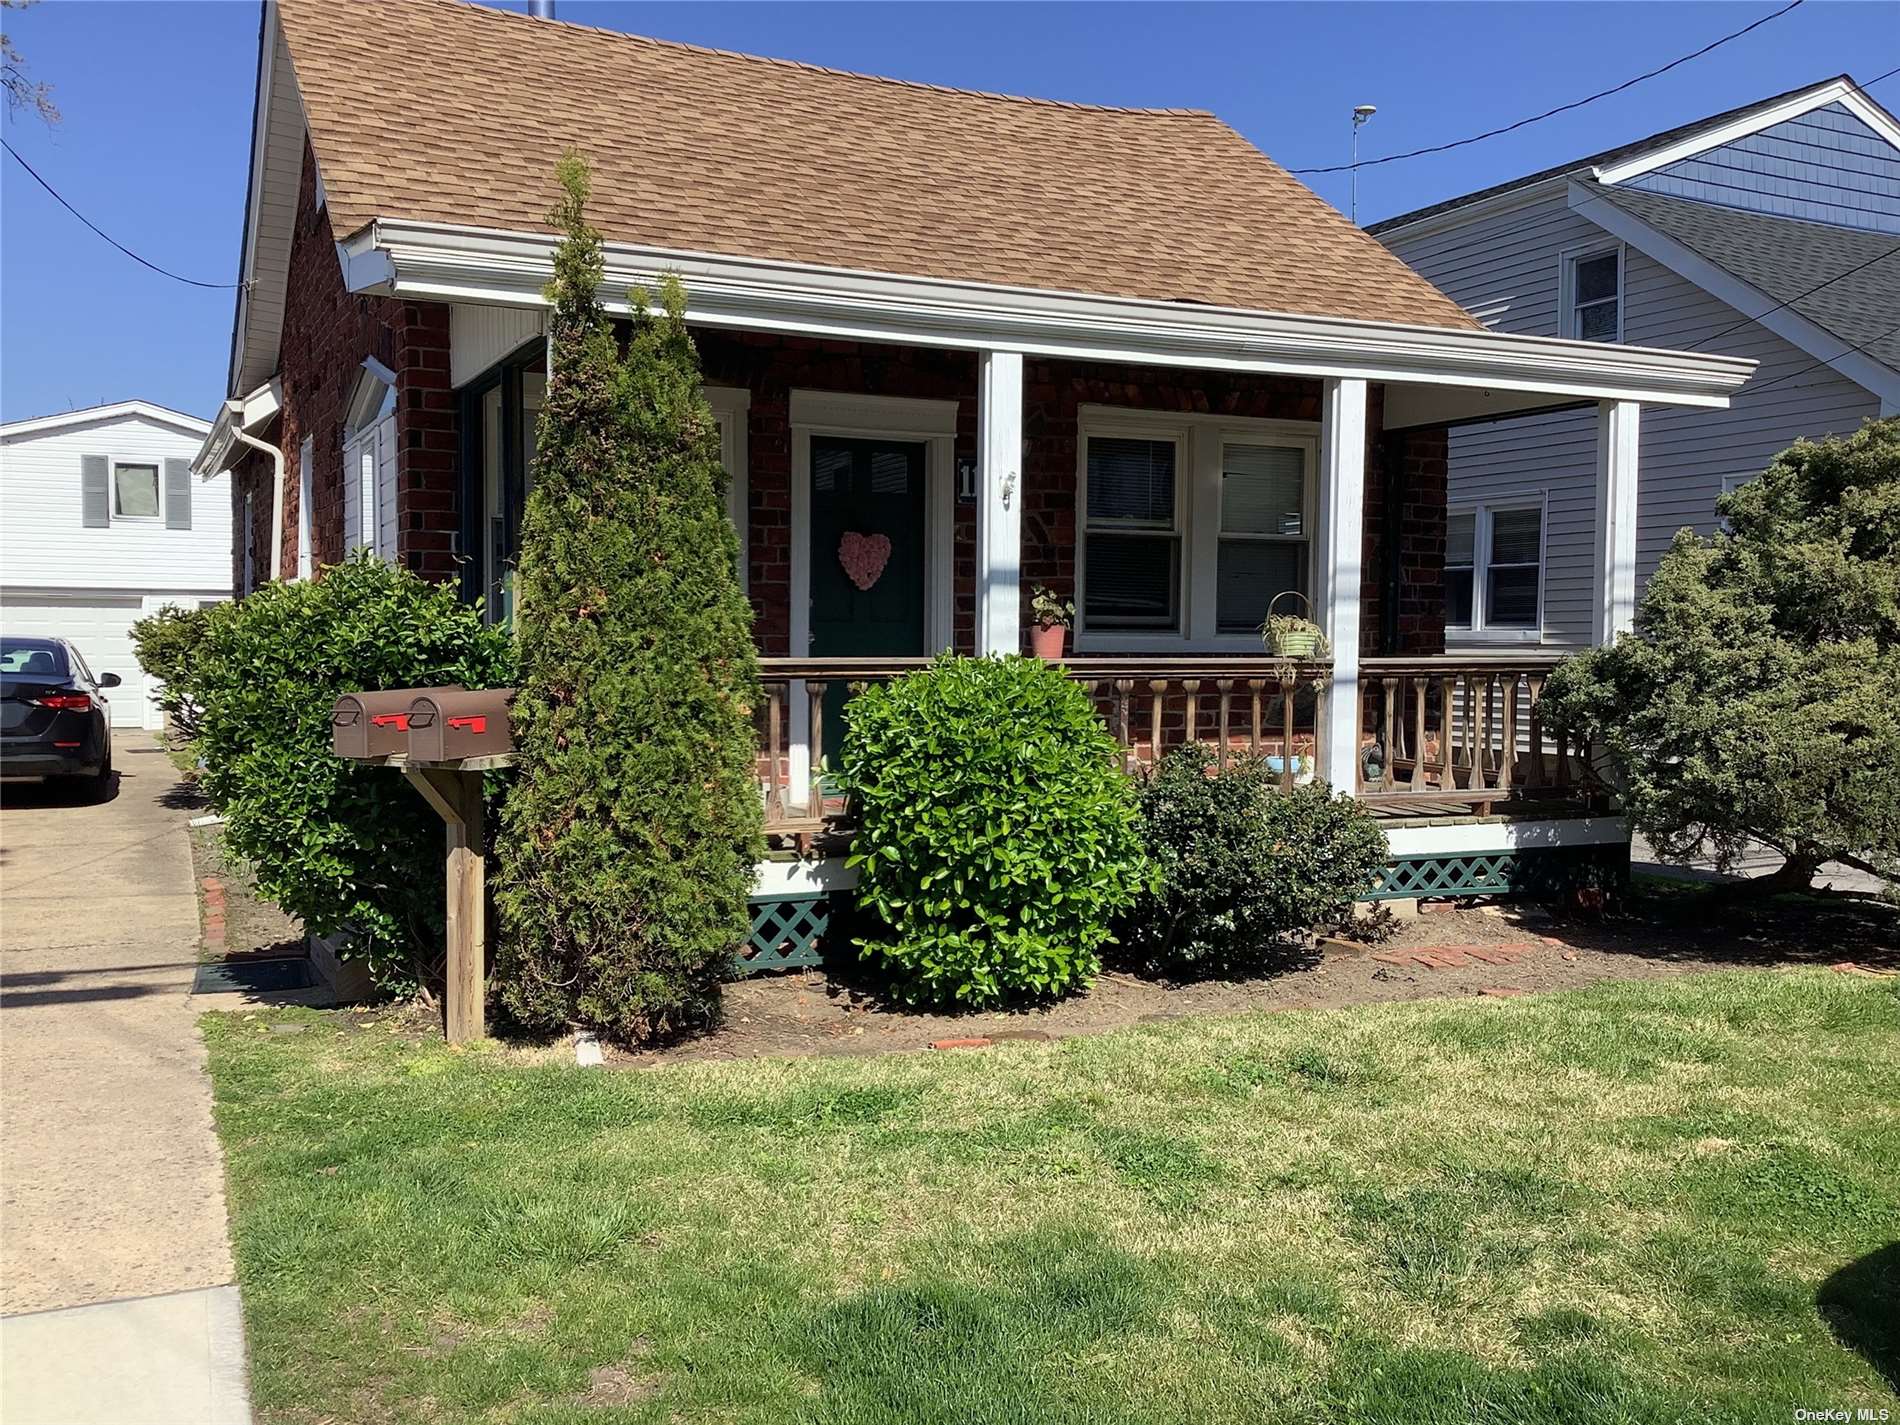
[84, 748, 114, 802]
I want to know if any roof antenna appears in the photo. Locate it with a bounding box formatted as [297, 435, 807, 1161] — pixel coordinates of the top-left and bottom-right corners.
[529, 0, 555, 17]
[1351, 104, 1377, 224]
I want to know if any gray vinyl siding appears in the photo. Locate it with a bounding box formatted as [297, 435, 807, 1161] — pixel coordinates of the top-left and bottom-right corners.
[1626, 103, 1900, 235]
[1387, 192, 1881, 650]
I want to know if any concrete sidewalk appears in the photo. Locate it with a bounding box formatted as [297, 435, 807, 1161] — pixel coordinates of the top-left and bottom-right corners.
[1, 745, 251, 1423]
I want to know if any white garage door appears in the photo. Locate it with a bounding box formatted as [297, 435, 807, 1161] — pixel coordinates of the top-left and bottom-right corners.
[0, 594, 154, 728]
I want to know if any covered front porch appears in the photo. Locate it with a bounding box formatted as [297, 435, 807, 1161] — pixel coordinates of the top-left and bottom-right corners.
[367, 224, 1753, 896]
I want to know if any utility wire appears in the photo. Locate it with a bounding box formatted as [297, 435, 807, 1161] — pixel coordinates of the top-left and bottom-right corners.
[1732, 317, 1900, 396]
[3, 139, 242, 290]
[1291, 0, 1808, 175]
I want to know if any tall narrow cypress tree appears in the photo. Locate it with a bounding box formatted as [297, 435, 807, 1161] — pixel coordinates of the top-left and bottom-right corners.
[495, 154, 763, 1041]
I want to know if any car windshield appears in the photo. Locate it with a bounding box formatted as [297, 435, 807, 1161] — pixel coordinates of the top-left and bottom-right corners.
[0, 638, 72, 679]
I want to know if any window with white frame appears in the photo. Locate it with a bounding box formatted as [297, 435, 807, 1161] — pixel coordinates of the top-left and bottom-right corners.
[1565, 246, 1621, 343]
[342, 361, 397, 563]
[1446, 501, 1544, 633]
[296, 436, 314, 580]
[1078, 410, 1315, 644]
[1083, 432, 1182, 630]
[112, 460, 161, 519]
[1217, 442, 1307, 633]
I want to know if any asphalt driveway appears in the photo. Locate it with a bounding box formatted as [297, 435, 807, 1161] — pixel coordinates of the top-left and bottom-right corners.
[0, 743, 249, 1423]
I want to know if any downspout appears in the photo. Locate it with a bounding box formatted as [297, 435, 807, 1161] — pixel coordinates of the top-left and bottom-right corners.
[230, 426, 287, 580]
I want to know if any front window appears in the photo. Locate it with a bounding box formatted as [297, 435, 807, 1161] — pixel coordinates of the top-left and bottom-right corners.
[1078, 411, 1316, 645]
[1568, 248, 1620, 342]
[1216, 442, 1307, 634]
[1445, 501, 1544, 634]
[1083, 434, 1181, 630]
[461, 344, 547, 624]
[113, 462, 160, 519]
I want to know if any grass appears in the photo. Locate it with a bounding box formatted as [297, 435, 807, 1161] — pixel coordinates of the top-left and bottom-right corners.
[203, 970, 1900, 1424]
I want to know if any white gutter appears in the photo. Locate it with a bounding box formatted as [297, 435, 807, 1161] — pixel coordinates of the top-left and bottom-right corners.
[340, 218, 1756, 409]
[229, 425, 286, 582]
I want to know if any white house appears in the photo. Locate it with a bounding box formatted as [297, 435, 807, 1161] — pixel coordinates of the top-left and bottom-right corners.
[1373, 75, 1899, 652]
[0, 400, 228, 729]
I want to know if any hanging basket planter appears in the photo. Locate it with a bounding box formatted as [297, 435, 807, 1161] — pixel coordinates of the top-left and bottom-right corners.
[1262, 590, 1328, 659]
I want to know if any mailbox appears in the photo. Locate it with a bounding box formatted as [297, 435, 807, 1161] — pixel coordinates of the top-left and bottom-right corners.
[332, 687, 462, 760]
[406, 688, 516, 763]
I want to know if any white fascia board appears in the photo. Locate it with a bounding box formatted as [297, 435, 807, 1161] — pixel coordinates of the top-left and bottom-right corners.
[343, 219, 1754, 408]
[1568, 180, 1900, 407]
[192, 379, 282, 478]
[1382, 815, 1629, 859]
[0, 399, 212, 441]
[1594, 78, 1900, 186]
[1366, 175, 1572, 246]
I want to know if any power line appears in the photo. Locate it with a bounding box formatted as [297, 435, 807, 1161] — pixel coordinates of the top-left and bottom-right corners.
[2, 139, 241, 291]
[1291, 0, 1808, 175]
[1735, 317, 1900, 397]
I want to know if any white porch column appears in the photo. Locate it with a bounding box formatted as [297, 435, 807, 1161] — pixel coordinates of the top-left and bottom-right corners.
[1316, 377, 1367, 792]
[976, 349, 1024, 656]
[1591, 399, 1642, 646]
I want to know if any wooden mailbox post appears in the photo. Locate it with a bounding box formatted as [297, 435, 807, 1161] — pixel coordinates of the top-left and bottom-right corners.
[331, 686, 516, 1045]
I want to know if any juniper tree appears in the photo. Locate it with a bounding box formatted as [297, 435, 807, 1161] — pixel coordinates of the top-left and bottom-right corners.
[1542, 418, 1899, 894]
[494, 154, 763, 1039]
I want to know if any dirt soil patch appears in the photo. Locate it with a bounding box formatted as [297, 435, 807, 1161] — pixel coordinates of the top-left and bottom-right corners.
[605, 886, 1897, 1067]
[186, 819, 303, 962]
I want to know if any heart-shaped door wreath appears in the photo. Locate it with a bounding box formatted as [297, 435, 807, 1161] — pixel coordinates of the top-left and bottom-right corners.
[838, 531, 893, 592]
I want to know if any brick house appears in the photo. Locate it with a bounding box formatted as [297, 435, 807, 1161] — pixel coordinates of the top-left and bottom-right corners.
[195, 0, 1754, 907]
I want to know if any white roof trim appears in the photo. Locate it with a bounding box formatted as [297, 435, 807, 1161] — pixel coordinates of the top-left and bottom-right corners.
[342, 217, 1755, 408]
[0, 400, 213, 440]
[1593, 77, 1900, 185]
[192, 379, 283, 478]
[1567, 179, 1900, 405]
[229, 4, 308, 399]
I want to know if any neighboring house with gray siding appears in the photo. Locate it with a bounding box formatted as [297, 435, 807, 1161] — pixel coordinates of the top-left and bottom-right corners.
[1373, 75, 1899, 652]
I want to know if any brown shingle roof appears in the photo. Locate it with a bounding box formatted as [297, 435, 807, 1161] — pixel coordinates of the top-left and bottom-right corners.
[277, 0, 1478, 330]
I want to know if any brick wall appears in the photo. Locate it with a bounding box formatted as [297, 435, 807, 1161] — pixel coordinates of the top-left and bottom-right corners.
[696, 332, 979, 656]
[696, 332, 1444, 656]
[1361, 411, 1449, 657]
[242, 141, 458, 585]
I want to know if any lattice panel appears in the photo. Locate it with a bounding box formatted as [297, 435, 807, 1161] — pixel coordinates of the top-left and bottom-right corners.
[1365, 844, 1629, 902]
[737, 893, 833, 975]
[1368, 853, 1516, 899]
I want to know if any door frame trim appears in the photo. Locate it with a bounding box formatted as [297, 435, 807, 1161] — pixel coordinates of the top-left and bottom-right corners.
[788, 390, 957, 804]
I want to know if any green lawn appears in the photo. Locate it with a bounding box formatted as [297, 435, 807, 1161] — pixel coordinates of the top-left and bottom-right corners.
[204, 971, 1900, 1424]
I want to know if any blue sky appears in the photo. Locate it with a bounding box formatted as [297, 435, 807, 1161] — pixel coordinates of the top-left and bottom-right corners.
[2, 0, 1895, 424]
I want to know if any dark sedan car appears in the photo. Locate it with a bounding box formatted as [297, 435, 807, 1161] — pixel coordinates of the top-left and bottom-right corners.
[0, 636, 118, 794]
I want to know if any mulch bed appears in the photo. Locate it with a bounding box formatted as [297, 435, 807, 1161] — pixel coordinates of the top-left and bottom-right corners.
[604, 889, 1897, 1067]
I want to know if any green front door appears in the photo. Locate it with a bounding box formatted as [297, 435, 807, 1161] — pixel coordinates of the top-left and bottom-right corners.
[809, 436, 927, 758]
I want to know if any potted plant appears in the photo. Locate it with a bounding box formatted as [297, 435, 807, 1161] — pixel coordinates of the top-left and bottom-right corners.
[1029, 585, 1074, 661]
[1262, 590, 1328, 659]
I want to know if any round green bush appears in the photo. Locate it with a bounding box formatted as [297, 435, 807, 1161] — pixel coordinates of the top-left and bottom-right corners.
[156, 554, 513, 992]
[1121, 744, 1388, 978]
[840, 655, 1149, 1007]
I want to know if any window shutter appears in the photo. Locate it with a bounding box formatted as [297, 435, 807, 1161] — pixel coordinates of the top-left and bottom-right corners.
[164, 458, 192, 529]
[80, 455, 112, 527]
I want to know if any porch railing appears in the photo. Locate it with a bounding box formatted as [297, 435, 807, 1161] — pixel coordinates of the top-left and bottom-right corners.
[756, 656, 1331, 836]
[1355, 653, 1598, 813]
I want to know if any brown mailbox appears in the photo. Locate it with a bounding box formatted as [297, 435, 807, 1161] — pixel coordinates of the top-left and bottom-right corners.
[406, 688, 516, 763]
[332, 687, 462, 761]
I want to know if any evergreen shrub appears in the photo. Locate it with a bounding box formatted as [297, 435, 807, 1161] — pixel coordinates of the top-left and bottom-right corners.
[841, 654, 1148, 1007]
[156, 554, 512, 991]
[494, 154, 764, 1042]
[1121, 744, 1387, 978]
